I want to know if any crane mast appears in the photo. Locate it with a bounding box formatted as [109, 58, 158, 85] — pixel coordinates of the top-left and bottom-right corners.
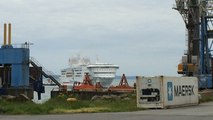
[175, 0, 200, 76]
[175, 0, 213, 88]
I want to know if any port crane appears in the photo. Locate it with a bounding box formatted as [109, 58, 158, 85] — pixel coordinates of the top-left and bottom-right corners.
[174, 0, 213, 88]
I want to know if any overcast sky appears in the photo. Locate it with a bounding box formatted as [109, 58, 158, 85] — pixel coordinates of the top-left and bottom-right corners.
[0, 0, 186, 76]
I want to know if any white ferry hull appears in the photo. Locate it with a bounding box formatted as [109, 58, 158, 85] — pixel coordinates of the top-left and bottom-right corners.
[91, 77, 114, 88]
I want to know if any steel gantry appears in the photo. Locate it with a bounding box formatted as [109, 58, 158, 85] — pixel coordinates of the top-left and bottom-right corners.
[174, 0, 213, 88]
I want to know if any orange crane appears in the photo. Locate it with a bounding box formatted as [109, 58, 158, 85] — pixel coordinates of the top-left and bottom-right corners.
[108, 74, 135, 93]
[73, 73, 103, 91]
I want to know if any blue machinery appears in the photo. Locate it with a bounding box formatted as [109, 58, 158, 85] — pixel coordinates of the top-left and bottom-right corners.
[175, 0, 213, 88]
[199, 1, 213, 88]
[0, 23, 61, 99]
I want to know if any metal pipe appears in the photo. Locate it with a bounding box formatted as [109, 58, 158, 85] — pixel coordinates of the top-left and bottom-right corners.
[8, 23, 11, 45]
[4, 24, 7, 45]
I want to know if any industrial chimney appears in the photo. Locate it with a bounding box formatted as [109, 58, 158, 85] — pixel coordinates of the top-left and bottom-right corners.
[3, 23, 12, 47]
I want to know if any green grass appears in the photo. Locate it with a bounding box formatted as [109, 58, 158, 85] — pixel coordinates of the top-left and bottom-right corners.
[0, 99, 55, 114]
[89, 98, 138, 112]
[2, 93, 213, 114]
[0, 94, 142, 114]
[199, 94, 213, 103]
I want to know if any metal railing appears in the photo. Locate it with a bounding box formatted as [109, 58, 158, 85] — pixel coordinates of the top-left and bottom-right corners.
[30, 56, 61, 87]
[0, 42, 33, 49]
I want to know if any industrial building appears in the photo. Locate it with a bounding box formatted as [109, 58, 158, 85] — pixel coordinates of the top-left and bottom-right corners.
[0, 23, 61, 99]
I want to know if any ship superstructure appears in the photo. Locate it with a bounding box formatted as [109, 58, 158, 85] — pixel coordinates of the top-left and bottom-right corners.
[59, 56, 119, 87]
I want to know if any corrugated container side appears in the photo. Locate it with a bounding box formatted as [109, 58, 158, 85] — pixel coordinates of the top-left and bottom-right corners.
[162, 76, 199, 108]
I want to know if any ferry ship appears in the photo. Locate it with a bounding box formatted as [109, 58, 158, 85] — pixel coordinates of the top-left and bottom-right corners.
[59, 56, 119, 88]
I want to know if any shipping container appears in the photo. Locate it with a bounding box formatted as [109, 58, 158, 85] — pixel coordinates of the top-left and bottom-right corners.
[136, 76, 199, 109]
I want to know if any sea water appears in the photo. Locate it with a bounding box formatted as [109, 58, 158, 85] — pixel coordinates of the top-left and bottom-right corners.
[33, 76, 136, 103]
